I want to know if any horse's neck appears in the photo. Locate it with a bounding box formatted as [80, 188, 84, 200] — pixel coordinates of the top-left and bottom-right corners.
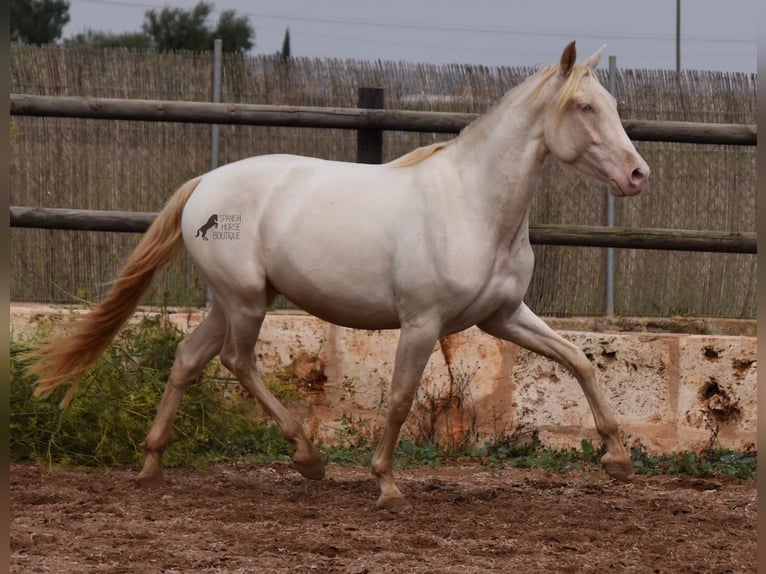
[451, 77, 550, 241]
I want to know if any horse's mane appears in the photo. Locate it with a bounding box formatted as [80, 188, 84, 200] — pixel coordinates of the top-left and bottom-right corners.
[522, 62, 595, 116]
[455, 61, 595, 145]
[389, 141, 451, 168]
[389, 62, 592, 168]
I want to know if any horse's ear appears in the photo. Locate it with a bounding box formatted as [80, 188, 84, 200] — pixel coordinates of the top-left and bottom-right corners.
[559, 41, 576, 77]
[583, 44, 606, 69]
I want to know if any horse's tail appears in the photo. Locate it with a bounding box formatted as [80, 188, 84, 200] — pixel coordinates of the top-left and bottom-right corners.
[30, 176, 203, 407]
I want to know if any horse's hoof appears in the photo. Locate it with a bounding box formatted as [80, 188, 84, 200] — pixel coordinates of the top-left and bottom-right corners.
[136, 473, 166, 489]
[601, 454, 634, 482]
[292, 457, 326, 480]
[376, 494, 412, 511]
[292, 441, 325, 480]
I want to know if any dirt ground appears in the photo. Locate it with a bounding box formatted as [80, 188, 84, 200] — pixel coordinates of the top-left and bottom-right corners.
[10, 461, 756, 574]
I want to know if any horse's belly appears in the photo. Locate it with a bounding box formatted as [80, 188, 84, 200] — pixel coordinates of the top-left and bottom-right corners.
[263, 235, 402, 330]
[273, 276, 401, 330]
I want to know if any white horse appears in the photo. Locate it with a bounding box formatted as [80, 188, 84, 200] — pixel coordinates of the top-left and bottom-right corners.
[32, 41, 649, 509]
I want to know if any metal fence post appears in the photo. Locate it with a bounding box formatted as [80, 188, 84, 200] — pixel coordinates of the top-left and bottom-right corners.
[356, 87, 384, 164]
[605, 55, 617, 316]
[206, 38, 223, 304]
[210, 38, 223, 172]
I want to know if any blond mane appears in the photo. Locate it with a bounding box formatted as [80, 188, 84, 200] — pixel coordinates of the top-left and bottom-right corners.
[389, 63, 593, 168]
[389, 141, 451, 168]
[458, 61, 597, 145]
[522, 62, 595, 116]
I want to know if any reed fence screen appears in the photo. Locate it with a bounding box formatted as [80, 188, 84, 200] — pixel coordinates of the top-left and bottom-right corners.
[10, 45, 756, 317]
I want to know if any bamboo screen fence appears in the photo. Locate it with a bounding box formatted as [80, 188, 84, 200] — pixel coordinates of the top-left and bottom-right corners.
[9, 45, 756, 317]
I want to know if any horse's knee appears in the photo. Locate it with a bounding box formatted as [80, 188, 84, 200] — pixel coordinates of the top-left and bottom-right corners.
[219, 330, 256, 371]
[388, 389, 417, 424]
[172, 328, 221, 380]
[169, 341, 196, 381]
[219, 346, 241, 375]
[569, 349, 596, 382]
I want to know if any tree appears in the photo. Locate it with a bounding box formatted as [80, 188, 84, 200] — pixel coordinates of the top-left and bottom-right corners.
[280, 27, 291, 60]
[213, 10, 254, 54]
[142, 1, 211, 52]
[142, 1, 253, 53]
[11, 0, 70, 44]
[64, 29, 151, 50]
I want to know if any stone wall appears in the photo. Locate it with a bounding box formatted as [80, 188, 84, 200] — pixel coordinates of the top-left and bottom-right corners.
[11, 305, 756, 454]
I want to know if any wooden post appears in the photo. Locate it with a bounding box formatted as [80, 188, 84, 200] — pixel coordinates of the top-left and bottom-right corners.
[356, 87, 384, 164]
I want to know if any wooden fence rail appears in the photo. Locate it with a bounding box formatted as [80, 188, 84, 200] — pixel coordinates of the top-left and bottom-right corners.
[10, 206, 756, 254]
[10, 94, 757, 146]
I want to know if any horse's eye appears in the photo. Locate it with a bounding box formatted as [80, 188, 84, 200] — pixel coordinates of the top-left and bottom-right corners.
[579, 103, 594, 113]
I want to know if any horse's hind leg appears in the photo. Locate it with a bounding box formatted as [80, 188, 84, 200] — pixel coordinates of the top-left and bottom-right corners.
[137, 302, 226, 488]
[218, 294, 325, 481]
[479, 303, 633, 482]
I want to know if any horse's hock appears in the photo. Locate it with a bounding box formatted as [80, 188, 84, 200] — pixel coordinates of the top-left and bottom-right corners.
[11, 304, 756, 454]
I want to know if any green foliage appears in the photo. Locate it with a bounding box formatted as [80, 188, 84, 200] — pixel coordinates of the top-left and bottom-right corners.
[280, 27, 291, 60]
[10, 316, 290, 467]
[395, 439, 441, 468]
[481, 434, 603, 473]
[322, 416, 442, 468]
[142, 1, 253, 53]
[142, 1, 211, 52]
[61, 2, 253, 53]
[64, 29, 152, 50]
[11, 0, 70, 44]
[630, 447, 756, 480]
[474, 433, 755, 479]
[321, 413, 376, 466]
[212, 8, 255, 54]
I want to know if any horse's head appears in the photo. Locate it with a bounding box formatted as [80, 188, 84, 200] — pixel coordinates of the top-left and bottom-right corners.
[542, 41, 649, 197]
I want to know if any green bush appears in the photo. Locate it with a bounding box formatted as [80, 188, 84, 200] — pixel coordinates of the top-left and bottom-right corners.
[10, 315, 291, 467]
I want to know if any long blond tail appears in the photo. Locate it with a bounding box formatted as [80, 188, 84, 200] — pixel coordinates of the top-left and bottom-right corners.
[30, 177, 203, 407]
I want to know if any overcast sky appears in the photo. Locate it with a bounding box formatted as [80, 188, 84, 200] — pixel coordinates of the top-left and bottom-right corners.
[62, 0, 757, 73]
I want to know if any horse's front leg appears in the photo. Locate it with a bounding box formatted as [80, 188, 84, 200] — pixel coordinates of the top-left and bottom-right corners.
[479, 303, 633, 481]
[371, 323, 440, 510]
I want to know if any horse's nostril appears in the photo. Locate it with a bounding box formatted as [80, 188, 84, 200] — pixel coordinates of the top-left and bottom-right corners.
[631, 168, 645, 185]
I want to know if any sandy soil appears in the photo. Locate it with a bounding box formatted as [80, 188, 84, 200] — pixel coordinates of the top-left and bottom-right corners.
[10, 461, 756, 573]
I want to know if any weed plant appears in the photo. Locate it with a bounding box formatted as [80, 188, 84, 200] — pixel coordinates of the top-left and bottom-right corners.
[10, 315, 292, 468]
[629, 446, 756, 480]
[470, 433, 755, 480]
